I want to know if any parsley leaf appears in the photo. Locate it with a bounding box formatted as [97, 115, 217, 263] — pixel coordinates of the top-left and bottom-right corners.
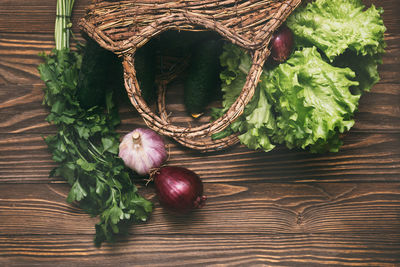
[39, 48, 152, 247]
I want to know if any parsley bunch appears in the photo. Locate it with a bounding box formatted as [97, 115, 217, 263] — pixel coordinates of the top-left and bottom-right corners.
[38, 0, 152, 247]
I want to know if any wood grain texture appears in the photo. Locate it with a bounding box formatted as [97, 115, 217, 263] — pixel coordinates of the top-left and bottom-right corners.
[0, 0, 91, 34]
[1, 183, 399, 236]
[1, 234, 399, 267]
[0, 0, 399, 266]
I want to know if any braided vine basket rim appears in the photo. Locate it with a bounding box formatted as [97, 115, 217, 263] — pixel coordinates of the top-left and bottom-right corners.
[80, 0, 301, 152]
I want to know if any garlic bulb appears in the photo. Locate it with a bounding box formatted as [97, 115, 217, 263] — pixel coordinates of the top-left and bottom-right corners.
[119, 128, 167, 175]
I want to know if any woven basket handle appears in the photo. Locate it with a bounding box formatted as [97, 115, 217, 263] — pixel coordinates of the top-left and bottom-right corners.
[122, 44, 270, 151]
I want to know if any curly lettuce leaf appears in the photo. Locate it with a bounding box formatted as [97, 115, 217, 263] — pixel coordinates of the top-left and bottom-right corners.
[333, 50, 382, 94]
[286, 0, 386, 94]
[214, 0, 386, 153]
[287, 0, 386, 61]
[265, 47, 360, 153]
[237, 88, 276, 151]
[212, 43, 276, 152]
[215, 44, 360, 153]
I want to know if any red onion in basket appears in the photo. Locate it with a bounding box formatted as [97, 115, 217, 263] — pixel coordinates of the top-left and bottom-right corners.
[270, 25, 294, 63]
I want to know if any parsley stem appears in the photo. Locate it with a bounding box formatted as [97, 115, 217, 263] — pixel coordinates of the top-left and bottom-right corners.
[62, 131, 92, 165]
[87, 148, 104, 164]
[55, 0, 75, 51]
[88, 140, 108, 164]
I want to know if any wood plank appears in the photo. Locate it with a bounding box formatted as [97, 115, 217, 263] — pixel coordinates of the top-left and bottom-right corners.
[1, 132, 399, 184]
[0, 0, 91, 34]
[1, 183, 399, 236]
[0, 33, 80, 86]
[0, 0, 398, 35]
[0, 233, 399, 266]
[0, 234, 400, 267]
[355, 84, 400, 132]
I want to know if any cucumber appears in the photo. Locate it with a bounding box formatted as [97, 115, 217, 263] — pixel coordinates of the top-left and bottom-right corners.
[134, 41, 157, 104]
[77, 37, 157, 109]
[184, 39, 223, 116]
[77, 38, 120, 109]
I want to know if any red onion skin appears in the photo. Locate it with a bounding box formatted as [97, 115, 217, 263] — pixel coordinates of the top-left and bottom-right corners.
[154, 166, 206, 213]
[270, 25, 294, 63]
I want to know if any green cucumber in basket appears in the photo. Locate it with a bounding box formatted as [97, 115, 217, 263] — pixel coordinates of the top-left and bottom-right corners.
[134, 40, 157, 105]
[184, 39, 223, 117]
[77, 37, 158, 108]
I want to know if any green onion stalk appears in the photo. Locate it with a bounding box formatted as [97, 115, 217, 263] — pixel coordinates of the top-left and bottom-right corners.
[55, 0, 75, 51]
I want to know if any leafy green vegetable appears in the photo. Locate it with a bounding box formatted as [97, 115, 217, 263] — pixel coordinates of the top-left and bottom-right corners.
[214, 44, 359, 153]
[212, 44, 276, 152]
[333, 49, 382, 95]
[266, 47, 359, 152]
[213, 0, 385, 153]
[39, 48, 152, 247]
[39, 0, 152, 247]
[286, 0, 386, 61]
[286, 0, 386, 94]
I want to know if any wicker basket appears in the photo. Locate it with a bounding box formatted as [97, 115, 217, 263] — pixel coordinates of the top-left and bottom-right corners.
[80, 0, 301, 152]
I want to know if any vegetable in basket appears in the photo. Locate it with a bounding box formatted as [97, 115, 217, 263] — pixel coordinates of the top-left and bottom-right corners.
[269, 25, 295, 63]
[184, 39, 223, 117]
[135, 40, 158, 104]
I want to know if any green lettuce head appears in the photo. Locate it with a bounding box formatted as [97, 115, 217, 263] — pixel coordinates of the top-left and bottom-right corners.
[213, 0, 386, 153]
[287, 0, 386, 93]
[265, 47, 359, 153]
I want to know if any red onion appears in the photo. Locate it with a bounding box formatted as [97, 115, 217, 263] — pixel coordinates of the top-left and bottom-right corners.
[270, 25, 294, 63]
[119, 128, 167, 175]
[154, 166, 207, 213]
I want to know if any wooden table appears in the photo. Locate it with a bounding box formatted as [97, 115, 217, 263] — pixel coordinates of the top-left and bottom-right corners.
[0, 1, 399, 266]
